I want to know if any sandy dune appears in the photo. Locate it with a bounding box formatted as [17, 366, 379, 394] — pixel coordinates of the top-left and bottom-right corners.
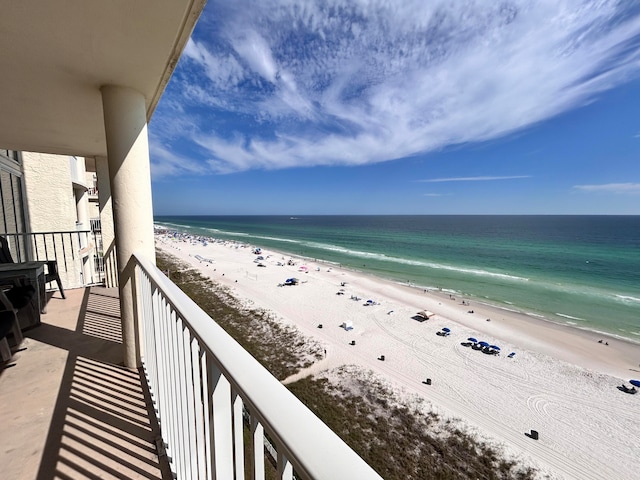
[157, 234, 640, 480]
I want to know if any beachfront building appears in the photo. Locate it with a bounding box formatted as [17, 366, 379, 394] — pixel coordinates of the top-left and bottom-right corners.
[20, 153, 109, 289]
[0, 2, 380, 479]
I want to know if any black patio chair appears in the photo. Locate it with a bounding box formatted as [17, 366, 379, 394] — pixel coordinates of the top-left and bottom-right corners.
[0, 289, 24, 362]
[0, 236, 65, 299]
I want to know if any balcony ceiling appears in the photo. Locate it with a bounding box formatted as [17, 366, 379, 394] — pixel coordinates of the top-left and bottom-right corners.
[0, 0, 206, 158]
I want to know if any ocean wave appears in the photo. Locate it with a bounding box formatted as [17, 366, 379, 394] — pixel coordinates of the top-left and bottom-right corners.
[303, 241, 529, 282]
[495, 305, 522, 314]
[156, 222, 189, 229]
[251, 235, 301, 244]
[305, 242, 382, 257]
[555, 313, 585, 321]
[615, 295, 640, 304]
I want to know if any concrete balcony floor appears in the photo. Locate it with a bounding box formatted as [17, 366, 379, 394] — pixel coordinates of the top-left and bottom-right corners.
[0, 287, 170, 480]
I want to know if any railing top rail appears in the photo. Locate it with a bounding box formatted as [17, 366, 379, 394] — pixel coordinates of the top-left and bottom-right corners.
[4, 230, 92, 236]
[134, 252, 381, 480]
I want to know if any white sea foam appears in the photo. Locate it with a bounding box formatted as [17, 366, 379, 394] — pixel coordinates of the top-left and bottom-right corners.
[615, 295, 640, 304]
[303, 241, 529, 282]
[556, 313, 585, 321]
[496, 306, 521, 314]
[252, 234, 300, 244]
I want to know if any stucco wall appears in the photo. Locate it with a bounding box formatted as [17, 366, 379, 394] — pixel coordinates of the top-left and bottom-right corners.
[22, 152, 76, 232]
[21, 153, 95, 289]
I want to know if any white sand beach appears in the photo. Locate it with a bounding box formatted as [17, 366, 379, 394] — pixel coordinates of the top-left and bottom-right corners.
[157, 234, 640, 480]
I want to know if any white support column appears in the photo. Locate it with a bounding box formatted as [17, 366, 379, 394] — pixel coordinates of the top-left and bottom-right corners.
[101, 85, 156, 368]
[74, 185, 93, 283]
[95, 155, 118, 287]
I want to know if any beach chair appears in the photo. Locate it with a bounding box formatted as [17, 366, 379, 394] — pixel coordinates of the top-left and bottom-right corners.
[507, 352, 516, 358]
[618, 384, 637, 394]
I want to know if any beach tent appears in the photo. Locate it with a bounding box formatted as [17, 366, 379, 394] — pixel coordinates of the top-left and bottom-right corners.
[416, 310, 435, 320]
[630, 380, 640, 387]
[342, 321, 354, 331]
[284, 278, 299, 285]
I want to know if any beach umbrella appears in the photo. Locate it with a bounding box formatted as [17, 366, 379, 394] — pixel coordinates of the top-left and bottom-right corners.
[630, 380, 640, 388]
[442, 327, 451, 332]
[467, 337, 478, 343]
[478, 341, 490, 347]
[490, 345, 501, 350]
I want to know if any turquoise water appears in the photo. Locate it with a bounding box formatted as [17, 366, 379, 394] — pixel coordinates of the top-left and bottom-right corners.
[155, 215, 640, 341]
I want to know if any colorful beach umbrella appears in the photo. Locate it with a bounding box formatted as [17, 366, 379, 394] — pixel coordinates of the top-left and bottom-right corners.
[467, 337, 478, 343]
[630, 380, 640, 388]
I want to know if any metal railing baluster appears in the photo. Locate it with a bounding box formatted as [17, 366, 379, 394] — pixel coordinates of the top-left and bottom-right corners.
[134, 253, 382, 480]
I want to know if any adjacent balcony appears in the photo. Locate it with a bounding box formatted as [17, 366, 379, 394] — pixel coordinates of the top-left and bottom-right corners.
[0, 254, 381, 479]
[4, 231, 105, 290]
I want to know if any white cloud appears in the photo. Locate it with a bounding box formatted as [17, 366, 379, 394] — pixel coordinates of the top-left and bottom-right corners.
[573, 183, 640, 194]
[420, 176, 531, 183]
[150, 144, 208, 178]
[183, 39, 245, 90]
[155, 0, 640, 174]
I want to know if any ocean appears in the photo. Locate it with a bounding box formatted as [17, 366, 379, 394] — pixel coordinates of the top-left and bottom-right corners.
[154, 215, 640, 342]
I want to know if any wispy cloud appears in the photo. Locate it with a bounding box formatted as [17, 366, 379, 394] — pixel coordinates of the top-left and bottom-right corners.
[423, 193, 448, 197]
[152, 0, 640, 174]
[420, 176, 531, 183]
[573, 183, 640, 194]
[149, 144, 208, 178]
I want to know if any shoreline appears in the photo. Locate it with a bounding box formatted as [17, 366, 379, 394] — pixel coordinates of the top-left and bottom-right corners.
[154, 221, 640, 345]
[156, 229, 640, 378]
[155, 231, 640, 480]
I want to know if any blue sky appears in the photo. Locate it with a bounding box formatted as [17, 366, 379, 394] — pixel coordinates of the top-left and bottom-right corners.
[150, 0, 640, 215]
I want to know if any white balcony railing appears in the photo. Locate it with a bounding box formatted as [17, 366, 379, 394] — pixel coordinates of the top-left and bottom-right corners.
[134, 253, 382, 480]
[4, 230, 105, 287]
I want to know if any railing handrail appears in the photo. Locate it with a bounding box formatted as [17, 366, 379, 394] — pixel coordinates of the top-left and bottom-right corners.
[7, 229, 91, 236]
[3, 230, 105, 287]
[134, 252, 381, 479]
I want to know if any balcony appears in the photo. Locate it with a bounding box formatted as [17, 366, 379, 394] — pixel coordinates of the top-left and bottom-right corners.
[0, 286, 168, 479]
[0, 255, 381, 479]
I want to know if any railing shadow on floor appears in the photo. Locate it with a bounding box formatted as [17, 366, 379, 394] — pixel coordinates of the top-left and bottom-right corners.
[27, 287, 172, 480]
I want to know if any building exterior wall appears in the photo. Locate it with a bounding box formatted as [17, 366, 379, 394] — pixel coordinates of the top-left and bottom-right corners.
[21, 153, 102, 289]
[21, 152, 77, 232]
